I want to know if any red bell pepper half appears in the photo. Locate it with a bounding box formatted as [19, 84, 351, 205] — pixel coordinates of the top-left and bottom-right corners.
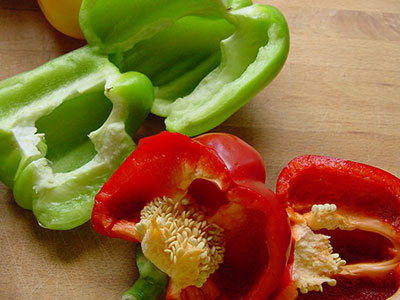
[91, 131, 291, 300]
[274, 155, 400, 300]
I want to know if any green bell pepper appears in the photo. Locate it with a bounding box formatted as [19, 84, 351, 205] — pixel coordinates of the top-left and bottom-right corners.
[0, 46, 154, 230]
[0, 0, 288, 230]
[79, 0, 289, 136]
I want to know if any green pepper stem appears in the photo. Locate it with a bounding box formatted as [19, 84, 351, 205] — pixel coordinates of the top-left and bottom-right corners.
[122, 244, 169, 300]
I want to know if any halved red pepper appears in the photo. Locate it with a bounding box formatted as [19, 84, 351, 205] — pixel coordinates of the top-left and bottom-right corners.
[274, 155, 400, 300]
[91, 131, 291, 300]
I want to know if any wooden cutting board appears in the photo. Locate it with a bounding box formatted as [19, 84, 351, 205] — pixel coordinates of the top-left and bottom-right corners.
[1, 0, 399, 299]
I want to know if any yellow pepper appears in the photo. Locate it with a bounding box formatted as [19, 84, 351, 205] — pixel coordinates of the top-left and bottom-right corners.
[37, 0, 84, 39]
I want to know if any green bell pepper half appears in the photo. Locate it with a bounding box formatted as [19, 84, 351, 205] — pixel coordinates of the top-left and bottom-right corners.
[0, 46, 154, 230]
[79, 0, 289, 136]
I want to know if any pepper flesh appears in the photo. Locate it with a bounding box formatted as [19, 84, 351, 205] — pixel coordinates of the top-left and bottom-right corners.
[79, 0, 289, 136]
[2, 0, 288, 230]
[274, 155, 400, 300]
[0, 46, 154, 229]
[91, 131, 291, 299]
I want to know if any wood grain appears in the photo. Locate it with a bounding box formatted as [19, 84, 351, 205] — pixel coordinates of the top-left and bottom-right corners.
[1, 0, 399, 299]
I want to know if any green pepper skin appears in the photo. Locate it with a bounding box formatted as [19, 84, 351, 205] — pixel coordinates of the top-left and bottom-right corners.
[79, 0, 227, 54]
[226, 0, 253, 9]
[165, 5, 289, 136]
[0, 46, 154, 230]
[80, 0, 289, 136]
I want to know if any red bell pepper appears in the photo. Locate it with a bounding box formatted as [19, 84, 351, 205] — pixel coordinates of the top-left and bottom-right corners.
[91, 131, 291, 300]
[274, 155, 400, 300]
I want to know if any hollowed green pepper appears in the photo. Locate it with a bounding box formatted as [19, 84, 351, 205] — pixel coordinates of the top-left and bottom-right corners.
[0, 0, 288, 230]
[79, 0, 289, 136]
[0, 46, 154, 230]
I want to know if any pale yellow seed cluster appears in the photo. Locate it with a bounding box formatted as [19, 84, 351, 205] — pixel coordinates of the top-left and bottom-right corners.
[290, 203, 347, 294]
[292, 221, 346, 294]
[305, 203, 356, 231]
[135, 196, 225, 288]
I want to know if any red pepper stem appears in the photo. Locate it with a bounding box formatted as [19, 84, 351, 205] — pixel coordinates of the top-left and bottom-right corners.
[121, 244, 169, 300]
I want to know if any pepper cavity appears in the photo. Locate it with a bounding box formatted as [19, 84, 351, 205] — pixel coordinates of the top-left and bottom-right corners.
[274, 154, 400, 299]
[92, 131, 291, 300]
[135, 195, 225, 296]
[289, 202, 400, 295]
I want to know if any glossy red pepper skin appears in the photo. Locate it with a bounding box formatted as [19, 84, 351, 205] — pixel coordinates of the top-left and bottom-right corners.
[275, 155, 400, 300]
[91, 131, 291, 300]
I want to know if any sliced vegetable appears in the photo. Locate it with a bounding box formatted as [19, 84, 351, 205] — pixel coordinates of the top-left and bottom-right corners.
[0, 46, 154, 229]
[2, 0, 289, 232]
[79, 0, 289, 136]
[274, 155, 400, 300]
[91, 131, 291, 299]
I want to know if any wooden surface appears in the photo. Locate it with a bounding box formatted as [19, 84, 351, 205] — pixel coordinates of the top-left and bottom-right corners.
[1, 0, 399, 299]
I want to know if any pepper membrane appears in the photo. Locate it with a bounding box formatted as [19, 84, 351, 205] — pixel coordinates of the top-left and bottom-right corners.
[274, 155, 400, 300]
[80, 0, 289, 136]
[0, 47, 154, 229]
[91, 131, 291, 299]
